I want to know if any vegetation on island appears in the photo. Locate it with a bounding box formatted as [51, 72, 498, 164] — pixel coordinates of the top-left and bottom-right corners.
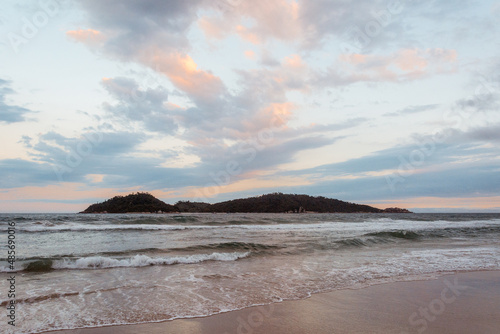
[80, 192, 412, 214]
[199, 193, 382, 213]
[81, 192, 177, 213]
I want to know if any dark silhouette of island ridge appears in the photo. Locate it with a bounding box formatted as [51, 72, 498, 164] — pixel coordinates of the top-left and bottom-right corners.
[80, 192, 412, 213]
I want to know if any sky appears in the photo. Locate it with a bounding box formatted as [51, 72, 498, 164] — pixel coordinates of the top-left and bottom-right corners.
[0, 0, 499, 213]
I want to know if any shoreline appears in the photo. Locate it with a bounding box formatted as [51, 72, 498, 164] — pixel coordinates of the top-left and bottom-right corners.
[43, 270, 500, 334]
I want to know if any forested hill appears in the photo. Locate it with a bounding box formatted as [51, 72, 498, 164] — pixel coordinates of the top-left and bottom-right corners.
[81, 192, 411, 213]
[80, 193, 178, 213]
[204, 193, 382, 213]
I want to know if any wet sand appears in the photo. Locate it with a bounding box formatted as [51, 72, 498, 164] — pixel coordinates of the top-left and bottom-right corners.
[46, 271, 500, 334]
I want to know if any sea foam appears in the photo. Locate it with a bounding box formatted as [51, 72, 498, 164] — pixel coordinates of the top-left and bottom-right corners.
[51, 252, 250, 270]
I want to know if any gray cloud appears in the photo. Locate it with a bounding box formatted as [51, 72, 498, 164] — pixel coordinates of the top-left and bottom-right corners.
[0, 128, 201, 189]
[31, 130, 147, 162]
[202, 161, 500, 205]
[276, 128, 500, 200]
[0, 79, 36, 123]
[298, 0, 397, 48]
[260, 50, 280, 67]
[384, 104, 440, 117]
[455, 92, 499, 114]
[266, 151, 500, 203]
[463, 123, 500, 143]
[2, 119, 340, 191]
[101, 77, 178, 134]
[76, 0, 201, 57]
[0, 159, 57, 188]
[229, 135, 335, 173]
[292, 163, 500, 202]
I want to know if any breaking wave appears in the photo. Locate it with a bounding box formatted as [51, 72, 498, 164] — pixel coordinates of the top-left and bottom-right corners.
[1, 252, 250, 273]
[365, 230, 422, 240]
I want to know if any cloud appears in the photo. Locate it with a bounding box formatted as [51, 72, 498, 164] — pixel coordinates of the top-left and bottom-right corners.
[0, 159, 57, 188]
[454, 123, 500, 143]
[71, 0, 225, 105]
[0, 79, 36, 123]
[198, 16, 230, 40]
[99, 75, 285, 143]
[199, 0, 302, 44]
[29, 0, 494, 208]
[1, 108, 345, 192]
[66, 28, 105, 47]
[67, 1, 461, 162]
[197, 0, 418, 50]
[259, 50, 280, 67]
[84, 41, 367, 185]
[267, 152, 500, 203]
[244, 50, 256, 60]
[0, 128, 200, 189]
[153, 53, 225, 104]
[315, 48, 457, 87]
[298, 163, 500, 201]
[74, 0, 200, 53]
[15, 129, 160, 186]
[267, 124, 500, 203]
[384, 104, 440, 117]
[289, 126, 500, 177]
[101, 77, 178, 134]
[455, 90, 499, 114]
[242, 135, 335, 171]
[275, 118, 367, 140]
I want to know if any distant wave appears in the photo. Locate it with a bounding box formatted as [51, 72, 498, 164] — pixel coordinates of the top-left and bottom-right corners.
[0, 243, 280, 264]
[15, 223, 194, 232]
[13, 222, 338, 232]
[0, 252, 250, 273]
[334, 238, 379, 248]
[365, 230, 422, 240]
[327, 231, 421, 249]
[10, 221, 372, 233]
[313, 233, 418, 250]
[182, 241, 281, 252]
[99, 242, 280, 256]
[366, 225, 500, 239]
[7, 218, 500, 234]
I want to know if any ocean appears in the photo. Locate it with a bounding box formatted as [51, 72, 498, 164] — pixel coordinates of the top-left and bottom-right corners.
[1, 212, 499, 333]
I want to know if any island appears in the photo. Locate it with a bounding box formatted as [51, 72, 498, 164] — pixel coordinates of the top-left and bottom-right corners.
[80, 192, 412, 214]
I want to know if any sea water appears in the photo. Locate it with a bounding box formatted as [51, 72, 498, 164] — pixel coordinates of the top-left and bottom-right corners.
[0, 213, 499, 333]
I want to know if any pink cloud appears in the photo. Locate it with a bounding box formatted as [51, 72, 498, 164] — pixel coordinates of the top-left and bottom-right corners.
[149, 52, 225, 103]
[237, 0, 302, 41]
[199, 0, 302, 44]
[394, 49, 428, 71]
[249, 102, 295, 130]
[236, 25, 262, 44]
[198, 17, 230, 39]
[244, 50, 256, 59]
[337, 48, 458, 83]
[284, 54, 305, 68]
[67, 28, 225, 104]
[66, 29, 105, 47]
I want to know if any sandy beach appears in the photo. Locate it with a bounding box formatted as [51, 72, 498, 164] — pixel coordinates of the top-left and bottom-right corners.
[45, 270, 500, 334]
